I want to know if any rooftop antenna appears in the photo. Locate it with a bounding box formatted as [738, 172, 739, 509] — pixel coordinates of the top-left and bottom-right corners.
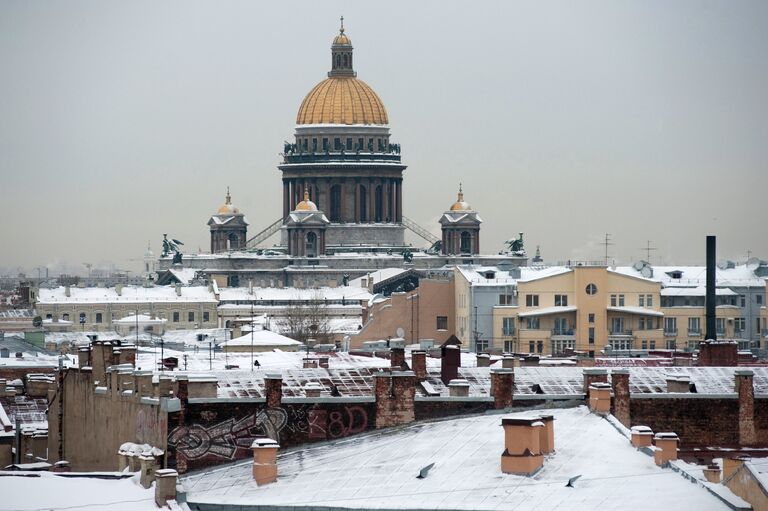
[602, 234, 614, 266]
[639, 240, 657, 263]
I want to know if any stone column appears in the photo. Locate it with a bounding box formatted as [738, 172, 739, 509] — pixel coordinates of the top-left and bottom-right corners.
[283, 180, 290, 218]
[264, 373, 283, 409]
[368, 178, 374, 224]
[736, 369, 756, 445]
[396, 179, 403, 222]
[611, 369, 630, 428]
[354, 182, 360, 222]
[490, 368, 514, 409]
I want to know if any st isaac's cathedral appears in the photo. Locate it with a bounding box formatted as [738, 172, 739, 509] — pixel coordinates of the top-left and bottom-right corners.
[159, 20, 526, 289]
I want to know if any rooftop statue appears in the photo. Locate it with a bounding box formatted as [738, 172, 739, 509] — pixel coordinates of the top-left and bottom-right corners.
[506, 232, 526, 256]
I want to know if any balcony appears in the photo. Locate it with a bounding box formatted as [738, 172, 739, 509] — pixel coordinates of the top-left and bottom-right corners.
[664, 330, 677, 337]
[687, 330, 702, 337]
[608, 329, 633, 340]
[551, 328, 575, 341]
[282, 150, 402, 165]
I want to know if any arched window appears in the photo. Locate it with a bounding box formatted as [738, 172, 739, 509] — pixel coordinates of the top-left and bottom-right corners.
[330, 185, 341, 222]
[335, 54, 341, 68]
[343, 54, 348, 67]
[460, 231, 472, 254]
[306, 232, 317, 258]
[374, 185, 383, 222]
[359, 186, 367, 222]
[228, 232, 240, 250]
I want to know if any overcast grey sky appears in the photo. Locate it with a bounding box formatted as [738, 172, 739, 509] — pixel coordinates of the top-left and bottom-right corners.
[1, 1, 766, 275]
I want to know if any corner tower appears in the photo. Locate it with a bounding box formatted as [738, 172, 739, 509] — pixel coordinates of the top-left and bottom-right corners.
[439, 185, 482, 255]
[208, 188, 248, 253]
[279, 18, 406, 252]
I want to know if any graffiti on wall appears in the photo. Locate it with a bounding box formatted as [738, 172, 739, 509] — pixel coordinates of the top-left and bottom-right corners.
[308, 405, 368, 440]
[168, 407, 287, 462]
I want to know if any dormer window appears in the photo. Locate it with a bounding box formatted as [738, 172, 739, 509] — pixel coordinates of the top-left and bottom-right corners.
[666, 270, 683, 279]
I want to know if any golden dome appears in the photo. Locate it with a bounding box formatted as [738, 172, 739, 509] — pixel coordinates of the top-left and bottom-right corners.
[295, 190, 318, 211]
[333, 33, 351, 45]
[449, 184, 471, 211]
[217, 187, 240, 215]
[296, 77, 388, 125]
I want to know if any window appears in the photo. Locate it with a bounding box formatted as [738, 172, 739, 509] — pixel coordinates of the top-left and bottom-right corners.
[553, 317, 570, 335]
[588, 313, 595, 323]
[95, 313, 103, 324]
[526, 317, 540, 330]
[638, 317, 645, 330]
[322, 138, 328, 151]
[735, 317, 746, 333]
[537, 341, 544, 354]
[618, 295, 625, 306]
[499, 294, 514, 305]
[757, 295, 764, 305]
[525, 294, 539, 307]
[476, 339, 489, 352]
[716, 318, 726, 335]
[611, 317, 624, 334]
[504, 340, 515, 353]
[188, 311, 195, 322]
[529, 341, 535, 353]
[688, 317, 700, 334]
[554, 294, 568, 307]
[311, 138, 318, 152]
[589, 327, 595, 343]
[610, 295, 617, 307]
[173, 312, 180, 323]
[436, 316, 448, 330]
[502, 317, 515, 336]
[650, 340, 656, 350]
[79, 312, 86, 324]
[586, 283, 597, 295]
[641, 339, 648, 350]
[646, 294, 653, 307]
[551, 338, 575, 356]
[346, 137, 352, 150]
[639, 294, 644, 307]
[46, 314, 52, 320]
[664, 317, 677, 334]
[203, 312, 210, 322]
[610, 338, 632, 351]
[740, 295, 746, 307]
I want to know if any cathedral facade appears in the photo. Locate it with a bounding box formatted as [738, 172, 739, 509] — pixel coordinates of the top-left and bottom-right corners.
[163, 21, 526, 289]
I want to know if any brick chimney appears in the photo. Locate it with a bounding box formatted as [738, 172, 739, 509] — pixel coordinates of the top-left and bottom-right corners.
[390, 347, 406, 369]
[410, 350, 427, 380]
[736, 369, 756, 445]
[441, 345, 460, 385]
[538, 415, 555, 454]
[610, 369, 630, 427]
[264, 373, 283, 408]
[583, 368, 608, 394]
[666, 374, 691, 393]
[490, 368, 514, 409]
[588, 382, 611, 415]
[373, 370, 416, 428]
[501, 416, 545, 476]
[448, 379, 470, 397]
[653, 432, 679, 466]
[630, 426, 654, 448]
[154, 469, 178, 507]
[77, 347, 91, 368]
[251, 438, 279, 485]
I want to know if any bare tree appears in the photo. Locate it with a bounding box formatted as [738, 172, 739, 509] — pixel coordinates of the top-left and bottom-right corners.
[276, 292, 331, 344]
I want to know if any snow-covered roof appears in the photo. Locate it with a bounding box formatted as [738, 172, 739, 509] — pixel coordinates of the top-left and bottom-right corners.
[181, 406, 728, 510]
[606, 306, 664, 317]
[517, 266, 572, 283]
[218, 286, 372, 302]
[113, 314, 166, 324]
[348, 268, 409, 287]
[660, 286, 738, 297]
[221, 330, 302, 347]
[517, 305, 577, 317]
[37, 285, 217, 304]
[167, 268, 199, 284]
[614, 264, 766, 288]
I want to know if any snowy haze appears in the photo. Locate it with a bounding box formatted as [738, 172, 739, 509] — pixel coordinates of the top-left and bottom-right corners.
[1, 1, 767, 274]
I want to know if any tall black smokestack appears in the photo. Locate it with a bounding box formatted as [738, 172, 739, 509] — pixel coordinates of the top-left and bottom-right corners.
[705, 235, 717, 341]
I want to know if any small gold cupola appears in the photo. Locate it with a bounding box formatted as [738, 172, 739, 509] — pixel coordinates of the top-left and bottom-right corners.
[449, 183, 471, 211]
[295, 189, 318, 212]
[217, 187, 240, 215]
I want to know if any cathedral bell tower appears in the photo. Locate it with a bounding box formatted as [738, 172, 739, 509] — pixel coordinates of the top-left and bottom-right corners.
[208, 188, 249, 253]
[439, 185, 482, 256]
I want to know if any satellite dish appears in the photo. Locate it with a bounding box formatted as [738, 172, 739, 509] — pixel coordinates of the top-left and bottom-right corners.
[633, 261, 644, 271]
[396, 327, 405, 338]
[746, 257, 760, 271]
[641, 266, 653, 279]
[717, 260, 728, 270]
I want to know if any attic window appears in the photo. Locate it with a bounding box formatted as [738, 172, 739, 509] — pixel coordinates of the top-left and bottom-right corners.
[485, 271, 496, 279]
[667, 270, 683, 279]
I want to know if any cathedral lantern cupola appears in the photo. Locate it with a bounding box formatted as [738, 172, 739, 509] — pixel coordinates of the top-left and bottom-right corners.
[330, 16, 355, 77]
[208, 188, 249, 253]
[439, 184, 482, 256]
[285, 190, 330, 257]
